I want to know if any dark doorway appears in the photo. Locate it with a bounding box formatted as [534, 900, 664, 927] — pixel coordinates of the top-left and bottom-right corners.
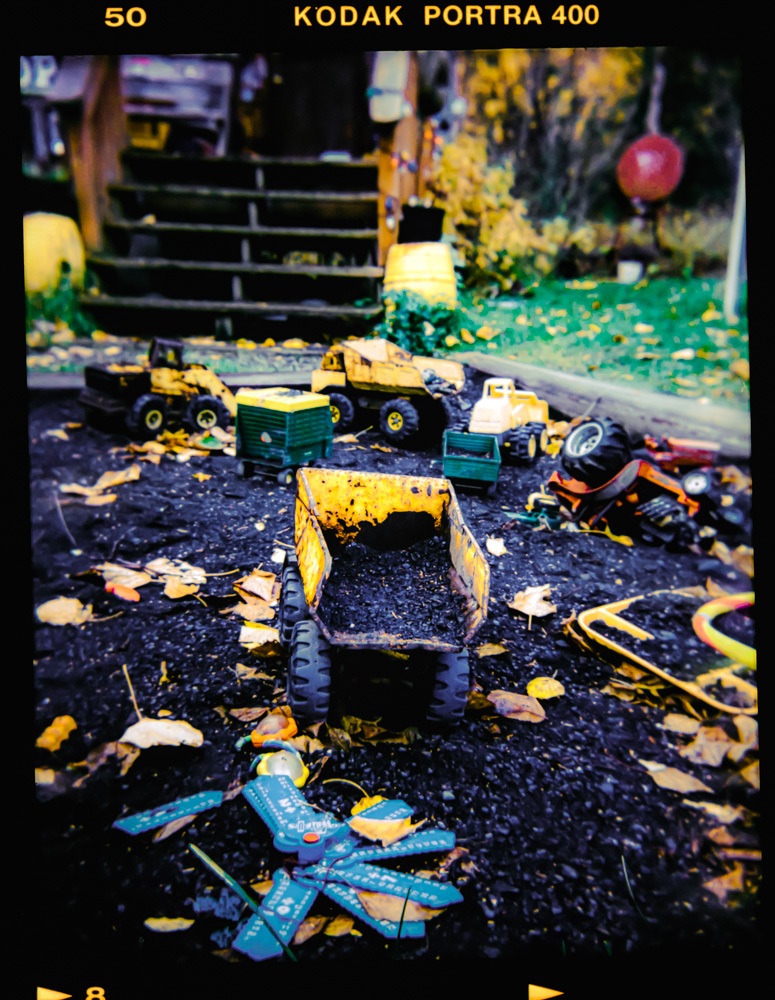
[264, 52, 374, 157]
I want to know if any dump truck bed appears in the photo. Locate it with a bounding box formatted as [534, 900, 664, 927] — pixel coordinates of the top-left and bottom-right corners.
[442, 430, 501, 487]
[294, 468, 489, 652]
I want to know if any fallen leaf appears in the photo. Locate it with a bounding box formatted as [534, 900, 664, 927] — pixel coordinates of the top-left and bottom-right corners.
[660, 713, 701, 735]
[738, 760, 759, 789]
[35, 596, 93, 626]
[226, 601, 275, 621]
[357, 891, 445, 923]
[678, 726, 735, 767]
[486, 690, 546, 723]
[163, 578, 200, 599]
[84, 493, 118, 506]
[646, 767, 713, 794]
[236, 569, 277, 601]
[727, 715, 758, 762]
[36, 716, 77, 751]
[476, 643, 509, 657]
[347, 815, 426, 846]
[94, 563, 153, 589]
[507, 584, 556, 620]
[145, 557, 207, 585]
[143, 917, 195, 933]
[324, 915, 360, 937]
[106, 580, 141, 602]
[681, 800, 746, 824]
[193, 472, 212, 481]
[486, 537, 508, 556]
[526, 677, 565, 700]
[238, 624, 282, 654]
[703, 864, 745, 903]
[229, 707, 268, 722]
[118, 718, 204, 748]
[249, 879, 275, 896]
[671, 348, 696, 360]
[293, 915, 329, 944]
[730, 358, 749, 381]
[152, 815, 197, 841]
[730, 545, 753, 577]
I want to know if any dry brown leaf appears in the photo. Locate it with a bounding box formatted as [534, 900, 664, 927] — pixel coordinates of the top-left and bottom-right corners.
[705, 826, 737, 846]
[738, 760, 759, 789]
[227, 595, 275, 619]
[35, 596, 93, 626]
[678, 726, 735, 767]
[145, 557, 207, 585]
[730, 545, 753, 577]
[727, 716, 758, 762]
[293, 915, 329, 945]
[229, 707, 268, 723]
[681, 800, 746, 824]
[703, 864, 745, 903]
[95, 563, 153, 589]
[357, 891, 445, 923]
[118, 718, 204, 748]
[236, 569, 277, 601]
[487, 690, 546, 723]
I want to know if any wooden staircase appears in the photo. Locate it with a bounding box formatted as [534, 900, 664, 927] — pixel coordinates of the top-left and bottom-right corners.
[81, 148, 384, 342]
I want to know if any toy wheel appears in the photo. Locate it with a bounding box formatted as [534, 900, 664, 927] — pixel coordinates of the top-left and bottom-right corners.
[508, 426, 539, 464]
[236, 459, 254, 479]
[379, 398, 420, 442]
[426, 650, 470, 726]
[126, 393, 168, 439]
[278, 563, 308, 647]
[184, 394, 230, 432]
[526, 421, 549, 453]
[682, 469, 712, 496]
[561, 416, 632, 486]
[277, 467, 296, 486]
[287, 619, 333, 724]
[327, 392, 355, 431]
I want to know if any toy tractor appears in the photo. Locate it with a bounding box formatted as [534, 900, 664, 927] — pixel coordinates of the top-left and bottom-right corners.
[454, 378, 550, 464]
[79, 337, 235, 439]
[310, 337, 465, 443]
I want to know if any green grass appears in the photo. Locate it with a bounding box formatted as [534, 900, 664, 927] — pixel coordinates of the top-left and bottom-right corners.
[460, 275, 750, 412]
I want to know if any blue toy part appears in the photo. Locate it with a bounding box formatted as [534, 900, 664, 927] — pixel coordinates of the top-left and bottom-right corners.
[113, 789, 224, 835]
[314, 880, 426, 939]
[300, 860, 464, 908]
[348, 828, 457, 864]
[242, 775, 354, 863]
[232, 869, 318, 962]
[349, 798, 414, 822]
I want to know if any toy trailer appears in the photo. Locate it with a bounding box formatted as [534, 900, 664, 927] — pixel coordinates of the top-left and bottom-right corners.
[235, 387, 334, 485]
[278, 467, 490, 726]
[442, 429, 501, 497]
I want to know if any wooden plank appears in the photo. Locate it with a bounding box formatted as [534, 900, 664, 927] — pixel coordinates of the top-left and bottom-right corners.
[87, 254, 384, 279]
[104, 219, 379, 239]
[79, 293, 382, 318]
[110, 182, 379, 203]
[455, 351, 751, 459]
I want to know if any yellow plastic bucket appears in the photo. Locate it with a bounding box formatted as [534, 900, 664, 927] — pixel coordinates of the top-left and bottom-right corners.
[383, 241, 457, 307]
[24, 212, 86, 295]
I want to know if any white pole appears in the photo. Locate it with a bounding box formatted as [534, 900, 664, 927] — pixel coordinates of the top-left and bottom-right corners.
[724, 146, 746, 323]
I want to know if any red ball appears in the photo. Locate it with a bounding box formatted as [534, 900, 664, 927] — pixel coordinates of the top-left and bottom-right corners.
[616, 135, 684, 202]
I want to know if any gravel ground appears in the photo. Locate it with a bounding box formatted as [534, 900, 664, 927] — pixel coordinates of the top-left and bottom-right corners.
[28, 370, 760, 998]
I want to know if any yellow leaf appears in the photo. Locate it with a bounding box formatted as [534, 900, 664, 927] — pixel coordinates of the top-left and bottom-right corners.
[35, 596, 93, 626]
[229, 706, 268, 722]
[249, 879, 275, 895]
[93, 465, 141, 491]
[293, 915, 329, 944]
[671, 348, 696, 360]
[738, 760, 759, 789]
[84, 493, 118, 506]
[145, 557, 207, 585]
[681, 800, 746, 824]
[703, 864, 745, 903]
[94, 563, 153, 589]
[634, 322, 654, 333]
[193, 472, 211, 481]
[106, 580, 141, 602]
[507, 584, 556, 619]
[486, 537, 508, 556]
[347, 815, 426, 846]
[660, 713, 700, 735]
[324, 915, 360, 937]
[647, 766, 713, 794]
[351, 795, 387, 816]
[118, 718, 204, 748]
[36, 715, 77, 751]
[357, 891, 445, 922]
[236, 569, 277, 601]
[730, 545, 753, 577]
[163, 578, 200, 599]
[678, 726, 735, 767]
[526, 676, 565, 700]
[476, 643, 508, 657]
[486, 690, 546, 722]
[143, 917, 195, 933]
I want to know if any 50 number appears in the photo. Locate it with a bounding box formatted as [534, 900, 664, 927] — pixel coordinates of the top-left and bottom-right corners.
[105, 7, 147, 26]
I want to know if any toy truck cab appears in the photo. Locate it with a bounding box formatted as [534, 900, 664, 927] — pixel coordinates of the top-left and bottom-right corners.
[465, 377, 549, 464]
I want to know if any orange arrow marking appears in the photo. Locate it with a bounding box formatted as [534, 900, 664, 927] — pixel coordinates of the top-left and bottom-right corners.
[37, 990, 73, 1000]
[529, 988, 564, 1000]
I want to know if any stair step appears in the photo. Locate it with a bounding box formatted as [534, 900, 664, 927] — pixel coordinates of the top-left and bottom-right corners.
[80, 293, 381, 317]
[88, 254, 383, 278]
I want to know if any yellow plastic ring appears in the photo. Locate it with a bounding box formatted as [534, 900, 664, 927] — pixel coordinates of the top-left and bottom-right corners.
[692, 592, 755, 668]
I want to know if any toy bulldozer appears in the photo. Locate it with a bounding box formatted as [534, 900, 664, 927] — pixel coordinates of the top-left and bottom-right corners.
[277, 468, 490, 726]
[457, 378, 550, 464]
[79, 337, 235, 438]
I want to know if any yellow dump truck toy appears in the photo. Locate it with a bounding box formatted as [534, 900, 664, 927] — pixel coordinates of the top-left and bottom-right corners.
[310, 337, 465, 443]
[79, 337, 235, 439]
[458, 377, 550, 464]
[277, 467, 490, 727]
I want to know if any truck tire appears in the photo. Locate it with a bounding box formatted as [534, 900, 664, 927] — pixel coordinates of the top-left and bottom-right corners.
[526, 421, 549, 453]
[278, 563, 308, 647]
[379, 398, 420, 442]
[287, 619, 333, 724]
[561, 416, 632, 486]
[184, 394, 230, 432]
[508, 426, 540, 464]
[427, 650, 470, 726]
[126, 393, 168, 439]
[276, 467, 296, 486]
[327, 392, 355, 431]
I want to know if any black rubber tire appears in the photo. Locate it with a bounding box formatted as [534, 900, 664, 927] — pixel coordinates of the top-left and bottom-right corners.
[126, 393, 168, 439]
[327, 392, 355, 431]
[426, 650, 470, 726]
[287, 619, 333, 724]
[184, 394, 231, 432]
[379, 398, 420, 442]
[278, 564, 308, 647]
[236, 459, 254, 479]
[561, 416, 632, 486]
[276, 468, 296, 486]
[682, 469, 712, 496]
[525, 421, 549, 453]
[508, 425, 539, 464]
